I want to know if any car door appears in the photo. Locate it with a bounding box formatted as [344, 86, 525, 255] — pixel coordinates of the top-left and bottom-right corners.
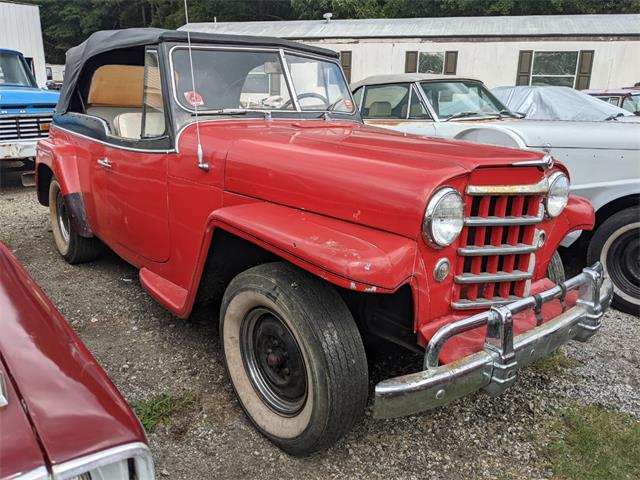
[95, 48, 171, 263]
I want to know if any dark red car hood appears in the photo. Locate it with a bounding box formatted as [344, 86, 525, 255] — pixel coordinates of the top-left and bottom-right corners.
[0, 242, 145, 471]
[195, 120, 545, 239]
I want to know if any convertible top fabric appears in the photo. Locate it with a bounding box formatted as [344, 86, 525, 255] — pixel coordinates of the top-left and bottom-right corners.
[56, 27, 338, 113]
[492, 85, 632, 121]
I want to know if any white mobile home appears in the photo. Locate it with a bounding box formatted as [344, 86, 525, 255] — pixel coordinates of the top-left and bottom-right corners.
[183, 14, 640, 89]
[0, 1, 47, 86]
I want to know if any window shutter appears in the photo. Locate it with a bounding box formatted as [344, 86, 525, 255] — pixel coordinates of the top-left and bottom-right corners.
[340, 51, 352, 83]
[575, 50, 594, 90]
[516, 50, 533, 85]
[444, 51, 458, 75]
[405, 51, 418, 73]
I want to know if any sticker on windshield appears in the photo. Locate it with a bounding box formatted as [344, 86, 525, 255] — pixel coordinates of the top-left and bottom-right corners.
[344, 99, 353, 110]
[184, 90, 204, 107]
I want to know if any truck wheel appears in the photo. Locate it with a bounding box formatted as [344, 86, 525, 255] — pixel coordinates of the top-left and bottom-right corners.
[588, 206, 639, 315]
[49, 179, 102, 264]
[220, 262, 369, 455]
[546, 250, 565, 284]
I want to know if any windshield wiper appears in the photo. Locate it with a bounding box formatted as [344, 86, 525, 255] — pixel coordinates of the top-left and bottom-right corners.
[444, 111, 486, 121]
[498, 109, 525, 119]
[198, 108, 273, 118]
[604, 112, 626, 121]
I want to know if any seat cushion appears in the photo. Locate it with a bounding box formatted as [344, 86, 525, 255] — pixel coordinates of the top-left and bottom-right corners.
[113, 112, 165, 139]
[369, 101, 392, 117]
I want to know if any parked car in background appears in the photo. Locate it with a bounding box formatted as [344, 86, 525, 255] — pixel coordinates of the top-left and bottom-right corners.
[492, 85, 638, 122]
[584, 86, 640, 115]
[36, 28, 612, 454]
[1, 49, 58, 184]
[352, 74, 639, 315]
[0, 241, 154, 480]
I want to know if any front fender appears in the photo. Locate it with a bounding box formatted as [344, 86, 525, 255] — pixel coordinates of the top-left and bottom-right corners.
[207, 202, 418, 293]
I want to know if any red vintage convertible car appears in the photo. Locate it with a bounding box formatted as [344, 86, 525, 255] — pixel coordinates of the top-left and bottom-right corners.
[0, 242, 154, 480]
[36, 28, 612, 454]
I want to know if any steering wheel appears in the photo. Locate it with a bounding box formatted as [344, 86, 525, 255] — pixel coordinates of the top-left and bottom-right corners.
[281, 92, 330, 109]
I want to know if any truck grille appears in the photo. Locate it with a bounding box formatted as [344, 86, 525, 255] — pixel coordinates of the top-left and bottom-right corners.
[452, 181, 547, 310]
[0, 114, 52, 142]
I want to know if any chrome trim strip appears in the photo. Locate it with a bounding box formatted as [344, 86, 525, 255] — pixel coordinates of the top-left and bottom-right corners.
[457, 243, 538, 257]
[11, 466, 49, 480]
[465, 176, 550, 196]
[0, 372, 8, 408]
[52, 442, 154, 480]
[373, 264, 612, 418]
[54, 125, 175, 154]
[452, 296, 521, 310]
[464, 214, 543, 227]
[455, 270, 532, 284]
[513, 153, 554, 170]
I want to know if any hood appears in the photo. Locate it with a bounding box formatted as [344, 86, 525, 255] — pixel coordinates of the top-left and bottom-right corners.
[0, 242, 146, 467]
[0, 85, 59, 107]
[491, 118, 640, 150]
[192, 119, 545, 239]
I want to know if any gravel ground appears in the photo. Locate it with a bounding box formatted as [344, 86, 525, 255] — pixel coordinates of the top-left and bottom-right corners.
[1, 179, 638, 480]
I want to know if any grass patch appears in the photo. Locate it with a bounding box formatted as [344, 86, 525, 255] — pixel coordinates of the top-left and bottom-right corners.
[132, 392, 197, 432]
[546, 404, 640, 480]
[531, 349, 578, 375]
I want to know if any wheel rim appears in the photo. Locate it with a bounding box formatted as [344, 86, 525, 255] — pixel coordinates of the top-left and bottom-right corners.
[55, 189, 71, 244]
[602, 222, 640, 306]
[240, 307, 307, 416]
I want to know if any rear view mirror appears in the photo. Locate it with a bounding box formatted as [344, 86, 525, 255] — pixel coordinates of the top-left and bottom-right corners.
[264, 62, 282, 74]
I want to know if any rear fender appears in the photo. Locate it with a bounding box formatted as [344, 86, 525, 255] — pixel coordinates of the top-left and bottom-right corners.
[202, 202, 419, 294]
[35, 138, 93, 237]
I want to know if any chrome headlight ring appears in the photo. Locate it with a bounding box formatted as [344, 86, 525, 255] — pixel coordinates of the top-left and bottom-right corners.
[423, 187, 465, 248]
[544, 171, 570, 218]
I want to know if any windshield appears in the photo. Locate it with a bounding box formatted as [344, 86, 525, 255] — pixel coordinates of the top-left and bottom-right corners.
[0, 51, 35, 87]
[622, 94, 640, 114]
[171, 47, 354, 114]
[419, 81, 507, 119]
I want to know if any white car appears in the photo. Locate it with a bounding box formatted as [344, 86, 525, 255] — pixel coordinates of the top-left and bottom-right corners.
[351, 74, 640, 314]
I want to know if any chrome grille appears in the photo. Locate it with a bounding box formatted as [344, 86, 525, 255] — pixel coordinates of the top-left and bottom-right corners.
[0, 114, 52, 142]
[452, 185, 545, 310]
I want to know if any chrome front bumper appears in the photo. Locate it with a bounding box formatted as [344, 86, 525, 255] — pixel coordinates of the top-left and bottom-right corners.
[374, 263, 613, 418]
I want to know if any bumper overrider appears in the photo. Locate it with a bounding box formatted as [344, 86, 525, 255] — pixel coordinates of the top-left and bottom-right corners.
[374, 263, 613, 418]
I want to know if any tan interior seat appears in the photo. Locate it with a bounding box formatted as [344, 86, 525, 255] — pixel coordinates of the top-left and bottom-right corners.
[369, 101, 392, 117]
[113, 112, 165, 139]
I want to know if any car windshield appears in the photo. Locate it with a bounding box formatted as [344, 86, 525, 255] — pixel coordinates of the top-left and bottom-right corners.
[171, 47, 354, 114]
[0, 51, 35, 87]
[419, 80, 507, 119]
[622, 94, 640, 114]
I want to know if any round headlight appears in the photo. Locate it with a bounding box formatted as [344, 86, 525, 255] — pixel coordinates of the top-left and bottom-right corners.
[544, 171, 570, 218]
[423, 187, 465, 247]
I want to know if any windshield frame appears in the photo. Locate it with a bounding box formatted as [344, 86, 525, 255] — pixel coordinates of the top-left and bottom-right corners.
[168, 44, 357, 117]
[0, 50, 37, 88]
[416, 79, 512, 121]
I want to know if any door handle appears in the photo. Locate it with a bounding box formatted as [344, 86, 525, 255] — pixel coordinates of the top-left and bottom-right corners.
[97, 158, 112, 169]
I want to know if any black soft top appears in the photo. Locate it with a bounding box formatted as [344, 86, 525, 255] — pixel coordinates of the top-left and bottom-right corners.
[56, 27, 338, 113]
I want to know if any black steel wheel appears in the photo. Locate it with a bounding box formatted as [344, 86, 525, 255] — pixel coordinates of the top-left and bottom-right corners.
[220, 262, 369, 455]
[588, 206, 640, 315]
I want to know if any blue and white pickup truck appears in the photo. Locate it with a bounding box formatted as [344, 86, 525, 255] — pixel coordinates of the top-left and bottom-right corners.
[1, 48, 59, 164]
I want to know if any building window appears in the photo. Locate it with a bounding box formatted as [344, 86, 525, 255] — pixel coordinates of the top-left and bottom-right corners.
[340, 51, 352, 83]
[405, 51, 457, 75]
[531, 51, 579, 87]
[516, 50, 594, 89]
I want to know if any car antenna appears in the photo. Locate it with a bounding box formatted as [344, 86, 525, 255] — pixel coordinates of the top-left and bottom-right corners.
[184, 0, 209, 171]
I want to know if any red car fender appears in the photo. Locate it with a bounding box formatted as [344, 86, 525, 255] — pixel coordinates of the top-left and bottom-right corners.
[207, 202, 419, 293]
[142, 202, 420, 319]
[36, 136, 81, 199]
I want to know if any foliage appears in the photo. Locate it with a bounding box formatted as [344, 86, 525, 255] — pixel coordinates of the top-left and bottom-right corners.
[23, 0, 640, 63]
[530, 348, 578, 375]
[546, 404, 640, 480]
[131, 392, 197, 432]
